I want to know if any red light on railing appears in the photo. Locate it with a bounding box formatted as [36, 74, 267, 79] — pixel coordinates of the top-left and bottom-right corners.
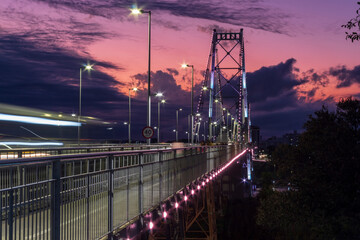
[175, 202, 179, 208]
[149, 222, 154, 229]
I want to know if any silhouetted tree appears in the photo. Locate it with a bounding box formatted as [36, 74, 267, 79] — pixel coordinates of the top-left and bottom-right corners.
[257, 97, 360, 239]
[342, 2, 360, 42]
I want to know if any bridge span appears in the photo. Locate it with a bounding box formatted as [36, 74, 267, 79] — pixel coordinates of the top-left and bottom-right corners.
[0, 144, 249, 240]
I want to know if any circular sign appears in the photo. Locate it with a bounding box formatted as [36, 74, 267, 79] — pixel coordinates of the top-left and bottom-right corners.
[142, 126, 154, 139]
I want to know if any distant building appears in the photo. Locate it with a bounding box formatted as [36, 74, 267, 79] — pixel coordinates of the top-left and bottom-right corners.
[260, 130, 301, 154]
[250, 126, 260, 156]
[282, 130, 300, 146]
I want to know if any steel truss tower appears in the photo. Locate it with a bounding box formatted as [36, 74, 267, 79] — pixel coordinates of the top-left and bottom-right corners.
[194, 29, 250, 146]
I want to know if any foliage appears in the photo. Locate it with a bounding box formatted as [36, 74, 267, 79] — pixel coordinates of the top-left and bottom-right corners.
[342, 2, 360, 42]
[256, 97, 360, 239]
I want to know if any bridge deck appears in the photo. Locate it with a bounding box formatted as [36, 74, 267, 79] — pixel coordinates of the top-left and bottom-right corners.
[0, 145, 240, 240]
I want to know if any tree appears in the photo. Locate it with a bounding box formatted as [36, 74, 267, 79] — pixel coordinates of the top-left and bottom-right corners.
[256, 97, 360, 239]
[342, 2, 360, 42]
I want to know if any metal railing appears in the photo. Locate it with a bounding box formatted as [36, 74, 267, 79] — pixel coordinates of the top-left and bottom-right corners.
[0, 144, 239, 240]
[0, 144, 170, 160]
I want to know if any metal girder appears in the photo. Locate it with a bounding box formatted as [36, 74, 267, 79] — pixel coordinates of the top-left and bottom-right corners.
[145, 184, 217, 240]
[194, 29, 250, 145]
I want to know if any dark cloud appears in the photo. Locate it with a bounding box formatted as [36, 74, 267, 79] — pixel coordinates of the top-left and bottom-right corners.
[252, 90, 299, 112]
[197, 24, 239, 34]
[247, 58, 305, 103]
[300, 69, 329, 87]
[131, 69, 187, 104]
[31, 0, 290, 34]
[0, 33, 126, 120]
[0, 8, 114, 51]
[328, 65, 360, 88]
[166, 68, 179, 76]
[307, 87, 318, 98]
[252, 98, 335, 138]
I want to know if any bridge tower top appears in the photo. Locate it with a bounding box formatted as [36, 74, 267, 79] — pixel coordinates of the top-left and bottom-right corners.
[194, 29, 250, 146]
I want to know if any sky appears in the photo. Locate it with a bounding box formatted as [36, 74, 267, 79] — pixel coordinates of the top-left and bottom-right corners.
[0, 0, 359, 141]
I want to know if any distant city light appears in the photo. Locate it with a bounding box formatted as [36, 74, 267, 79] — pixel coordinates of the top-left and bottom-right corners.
[0, 113, 81, 126]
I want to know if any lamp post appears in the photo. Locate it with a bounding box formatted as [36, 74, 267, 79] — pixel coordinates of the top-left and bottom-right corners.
[173, 129, 176, 141]
[78, 63, 93, 145]
[131, 7, 152, 145]
[182, 63, 194, 144]
[185, 131, 189, 143]
[128, 87, 138, 144]
[158, 99, 166, 143]
[176, 108, 182, 142]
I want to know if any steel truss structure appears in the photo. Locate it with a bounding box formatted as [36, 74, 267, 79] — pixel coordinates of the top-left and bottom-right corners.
[194, 29, 250, 146]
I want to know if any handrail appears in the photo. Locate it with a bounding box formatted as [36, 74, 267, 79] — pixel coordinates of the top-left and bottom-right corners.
[0, 144, 225, 167]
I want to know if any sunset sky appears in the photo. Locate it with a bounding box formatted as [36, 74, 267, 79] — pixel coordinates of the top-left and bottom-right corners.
[0, 0, 359, 141]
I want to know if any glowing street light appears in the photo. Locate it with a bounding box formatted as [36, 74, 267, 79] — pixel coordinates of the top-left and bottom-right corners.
[78, 63, 93, 145]
[131, 6, 152, 145]
[131, 8, 142, 15]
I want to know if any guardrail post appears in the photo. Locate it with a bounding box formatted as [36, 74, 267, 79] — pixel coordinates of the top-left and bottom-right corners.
[108, 155, 114, 239]
[138, 154, 144, 214]
[126, 167, 130, 221]
[51, 160, 61, 240]
[159, 152, 163, 202]
[8, 168, 14, 240]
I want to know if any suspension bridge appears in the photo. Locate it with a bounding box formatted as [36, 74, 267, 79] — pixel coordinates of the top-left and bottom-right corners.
[0, 29, 253, 240]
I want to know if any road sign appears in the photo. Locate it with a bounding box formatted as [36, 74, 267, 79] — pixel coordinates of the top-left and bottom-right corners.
[142, 126, 154, 139]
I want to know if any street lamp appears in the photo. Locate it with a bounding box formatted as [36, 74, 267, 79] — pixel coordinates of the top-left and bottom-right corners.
[182, 63, 194, 144]
[128, 87, 138, 144]
[185, 131, 189, 143]
[173, 129, 176, 141]
[131, 7, 152, 145]
[78, 63, 93, 145]
[157, 99, 166, 143]
[176, 108, 182, 142]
